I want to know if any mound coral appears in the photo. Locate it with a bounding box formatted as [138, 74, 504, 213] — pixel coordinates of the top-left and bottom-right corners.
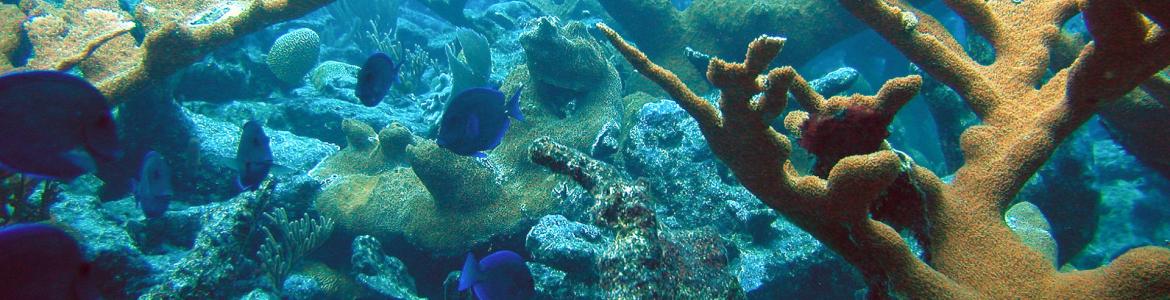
[267, 28, 321, 84]
[1, 0, 337, 103]
[310, 120, 525, 255]
[595, 0, 1170, 296]
[312, 18, 624, 255]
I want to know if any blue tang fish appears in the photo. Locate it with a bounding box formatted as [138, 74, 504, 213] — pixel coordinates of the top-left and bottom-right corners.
[356, 52, 401, 107]
[0, 71, 122, 180]
[437, 86, 524, 158]
[132, 151, 173, 218]
[0, 223, 98, 300]
[236, 120, 273, 191]
[459, 250, 534, 300]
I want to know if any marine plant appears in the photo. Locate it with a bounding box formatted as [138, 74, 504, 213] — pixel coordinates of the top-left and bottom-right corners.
[327, 0, 403, 51]
[0, 172, 60, 225]
[362, 27, 436, 95]
[447, 27, 493, 98]
[257, 207, 336, 289]
[595, 0, 1170, 297]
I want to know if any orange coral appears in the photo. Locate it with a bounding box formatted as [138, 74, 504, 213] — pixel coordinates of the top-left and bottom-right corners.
[19, 1, 135, 74]
[4, 0, 335, 103]
[596, 0, 1170, 295]
[97, 0, 336, 102]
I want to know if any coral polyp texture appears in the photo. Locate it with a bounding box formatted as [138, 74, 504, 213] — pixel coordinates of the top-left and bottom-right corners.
[595, 0, 1170, 295]
[267, 28, 321, 84]
[1, 0, 337, 102]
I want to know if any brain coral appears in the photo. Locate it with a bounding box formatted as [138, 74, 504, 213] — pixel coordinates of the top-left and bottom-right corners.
[267, 28, 321, 84]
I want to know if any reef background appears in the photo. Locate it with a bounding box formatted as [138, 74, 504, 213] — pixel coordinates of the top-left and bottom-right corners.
[1, 0, 1168, 299]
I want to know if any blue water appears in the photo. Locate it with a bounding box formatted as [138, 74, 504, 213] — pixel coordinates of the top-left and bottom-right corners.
[2, 0, 1168, 299]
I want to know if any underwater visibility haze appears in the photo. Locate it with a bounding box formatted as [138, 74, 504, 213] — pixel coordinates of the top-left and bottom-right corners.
[1, 0, 1169, 299]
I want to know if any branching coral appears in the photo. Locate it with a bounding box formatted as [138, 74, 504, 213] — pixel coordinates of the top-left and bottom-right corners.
[594, 0, 928, 93]
[4, 0, 338, 103]
[1142, 72, 1170, 108]
[596, 0, 1170, 294]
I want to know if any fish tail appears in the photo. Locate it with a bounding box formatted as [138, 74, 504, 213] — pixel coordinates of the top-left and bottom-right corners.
[235, 176, 247, 192]
[507, 85, 525, 122]
[459, 253, 478, 291]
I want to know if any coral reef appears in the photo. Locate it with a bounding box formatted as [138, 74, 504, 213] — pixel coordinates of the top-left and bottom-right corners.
[595, 0, 1170, 294]
[351, 235, 423, 299]
[0, 173, 61, 225]
[530, 137, 743, 299]
[257, 207, 335, 289]
[50, 191, 155, 298]
[139, 180, 279, 298]
[1004, 201, 1058, 265]
[310, 119, 525, 255]
[594, 0, 926, 93]
[308, 60, 360, 102]
[1099, 86, 1170, 180]
[267, 28, 321, 84]
[311, 16, 623, 256]
[417, 0, 472, 28]
[446, 27, 492, 99]
[526, 214, 607, 277]
[3, 0, 339, 102]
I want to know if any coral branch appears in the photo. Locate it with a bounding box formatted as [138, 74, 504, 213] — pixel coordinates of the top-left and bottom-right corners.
[597, 23, 721, 129]
[96, 0, 336, 102]
[52, 24, 133, 72]
[1141, 73, 1170, 108]
[598, 0, 1170, 292]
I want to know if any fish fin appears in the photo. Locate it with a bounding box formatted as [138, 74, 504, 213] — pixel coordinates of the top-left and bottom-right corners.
[61, 148, 97, 174]
[506, 85, 525, 122]
[130, 179, 140, 207]
[459, 253, 478, 291]
[235, 176, 247, 192]
[471, 152, 488, 158]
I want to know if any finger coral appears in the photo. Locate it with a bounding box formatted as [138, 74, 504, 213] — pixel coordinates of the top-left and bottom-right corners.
[596, 0, 1170, 294]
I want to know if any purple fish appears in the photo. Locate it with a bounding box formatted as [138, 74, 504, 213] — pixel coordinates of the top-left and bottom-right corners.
[0, 223, 98, 299]
[356, 52, 401, 107]
[0, 71, 122, 180]
[236, 120, 273, 191]
[459, 250, 534, 300]
[131, 151, 173, 218]
[437, 86, 524, 158]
